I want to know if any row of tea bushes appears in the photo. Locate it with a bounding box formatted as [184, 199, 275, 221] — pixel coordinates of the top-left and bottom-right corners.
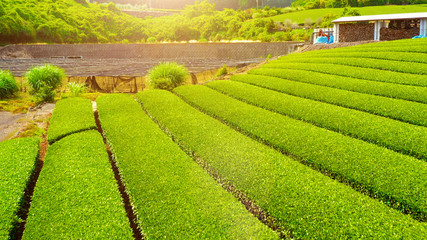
[267, 62, 427, 87]
[47, 98, 97, 144]
[276, 57, 427, 75]
[96, 94, 277, 239]
[23, 131, 133, 239]
[0, 137, 39, 240]
[250, 68, 426, 103]
[173, 85, 426, 220]
[23, 98, 133, 239]
[293, 51, 427, 64]
[207, 80, 427, 160]
[349, 38, 427, 49]
[231, 74, 427, 126]
[138, 89, 425, 239]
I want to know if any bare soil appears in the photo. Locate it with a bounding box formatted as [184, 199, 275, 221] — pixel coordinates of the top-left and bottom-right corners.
[0, 103, 54, 142]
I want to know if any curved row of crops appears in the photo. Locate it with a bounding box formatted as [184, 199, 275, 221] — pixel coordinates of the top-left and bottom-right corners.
[1, 38, 425, 239]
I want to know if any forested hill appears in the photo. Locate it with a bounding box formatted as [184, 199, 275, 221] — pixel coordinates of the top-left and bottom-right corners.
[291, 0, 427, 9]
[0, 0, 147, 44]
[94, 0, 295, 10]
[0, 0, 301, 44]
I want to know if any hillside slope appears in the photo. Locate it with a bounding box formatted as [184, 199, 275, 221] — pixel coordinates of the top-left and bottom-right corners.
[0, 0, 146, 44]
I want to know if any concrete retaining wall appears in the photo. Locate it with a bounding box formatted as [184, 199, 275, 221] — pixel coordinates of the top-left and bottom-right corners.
[0, 42, 303, 60]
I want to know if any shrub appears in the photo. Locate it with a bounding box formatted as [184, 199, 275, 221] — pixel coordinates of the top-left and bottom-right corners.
[216, 65, 228, 77]
[67, 82, 87, 97]
[147, 36, 157, 43]
[304, 18, 313, 28]
[148, 62, 189, 91]
[0, 70, 18, 99]
[25, 64, 66, 103]
[283, 19, 292, 29]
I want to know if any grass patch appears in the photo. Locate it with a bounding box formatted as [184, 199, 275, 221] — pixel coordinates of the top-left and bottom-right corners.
[0, 137, 39, 239]
[97, 94, 277, 239]
[207, 80, 427, 160]
[231, 74, 427, 126]
[138, 89, 426, 239]
[268, 4, 427, 23]
[22, 131, 133, 239]
[0, 93, 36, 113]
[47, 97, 96, 144]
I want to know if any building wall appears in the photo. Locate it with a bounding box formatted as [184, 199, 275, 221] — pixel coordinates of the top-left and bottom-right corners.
[380, 27, 420, 40]
[339, 23, 375, 42]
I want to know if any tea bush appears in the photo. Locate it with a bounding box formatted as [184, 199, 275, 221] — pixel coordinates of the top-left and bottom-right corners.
[97, 94, 277, 239]
[23, 131, 133, 239]
[250, 67, 426, 103]
[47, 98, 96, 144]
[0, 137, 39, 239]
[208, 80, 427, 160]
[138, 89, 426, 239]
[174, 85, 427, 220]
[271, 62, 427, 87]
[231, 74, 427, 126]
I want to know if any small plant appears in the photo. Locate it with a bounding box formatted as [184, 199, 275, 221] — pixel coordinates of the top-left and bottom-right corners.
[25, 64, 66, 103]
[148, 62, 189, 91]
[0, 70, 18, 99]
[147, 37, 157, 43]
[216, 65, 228, 77]
[68, 82, 88, 97]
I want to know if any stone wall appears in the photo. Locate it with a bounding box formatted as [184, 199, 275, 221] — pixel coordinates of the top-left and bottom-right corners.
[0, 42, 302, 60]
[339, 23, 375, 42]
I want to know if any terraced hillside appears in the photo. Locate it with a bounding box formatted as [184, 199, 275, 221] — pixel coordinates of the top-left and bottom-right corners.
[2, 38, 426, 239]
[137, 38, 427, 238]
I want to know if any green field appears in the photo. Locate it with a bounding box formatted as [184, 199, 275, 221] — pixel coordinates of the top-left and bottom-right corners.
[269, 4, 427, 23]
[1, 39, 426, 238]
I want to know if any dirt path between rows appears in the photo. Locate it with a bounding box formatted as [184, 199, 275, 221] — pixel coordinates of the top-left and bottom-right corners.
[0, 104, 55, 142]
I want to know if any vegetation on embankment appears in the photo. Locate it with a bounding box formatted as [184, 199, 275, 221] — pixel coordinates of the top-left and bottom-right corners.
[3, 0, 425, 44]
[269, 4, 427, 24]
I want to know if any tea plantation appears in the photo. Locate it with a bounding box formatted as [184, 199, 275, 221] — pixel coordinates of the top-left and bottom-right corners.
[1, 38, 426, 239]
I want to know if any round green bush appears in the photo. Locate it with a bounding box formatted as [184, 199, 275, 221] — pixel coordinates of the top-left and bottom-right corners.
[148, 62, 189, 91]
[25, 64, 66, 102]
[0, 70, 18, 99]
